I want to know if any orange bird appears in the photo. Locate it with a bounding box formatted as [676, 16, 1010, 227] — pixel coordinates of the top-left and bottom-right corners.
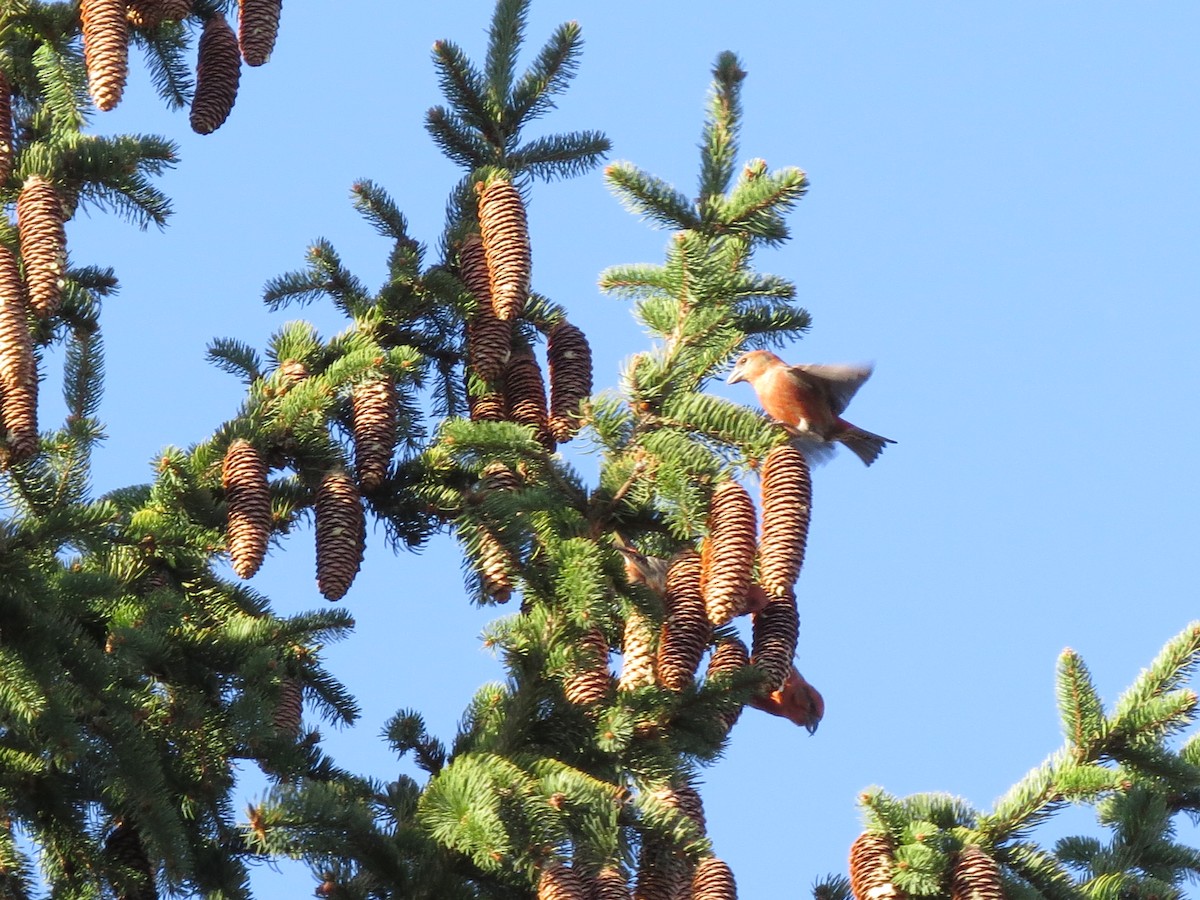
[726, 350, 894, 466]
[749, 665, 825, 733]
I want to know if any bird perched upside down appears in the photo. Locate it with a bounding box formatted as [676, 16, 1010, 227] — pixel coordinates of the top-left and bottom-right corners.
[727, 350, 895, 466]
[748, 665, 825, 733]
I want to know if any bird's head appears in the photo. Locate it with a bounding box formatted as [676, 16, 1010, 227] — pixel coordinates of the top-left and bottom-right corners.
[726, 349, 781, 385]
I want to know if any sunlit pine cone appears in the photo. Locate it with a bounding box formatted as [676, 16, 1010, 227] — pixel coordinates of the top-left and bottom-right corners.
[705, 636, 749, 732]
[104, 820, 156, 900]
[314, 469, 365, 601]
[849, 833, 901, 900]
[950, 846, 1003, 900]
[504, 351, 553, 450]
[0, 244, 36, 466]
[546, 321, 592, 443]
[467, 311, 512, 384]
[80, 0, 129, 111]
[477, 178, 530, 320]
[538, 862, 588, 900]
[657, 550, 710, 691]
[126, 0, 191, 29]
[273, 675, 303, 737]
[749, 592, 798, 693]
[237, 0, 282, 66]
[655, 783, 705, 837]
[479, 461, 521, 495]
[617, 608, 657, 692]
[190, 14, 241, 134]
[633, 844, 688, 900]
[758, 444, 812, 597]
[352, 376, 397, 492]
[591, 866, 632, 900]
[691, 858, 737, 900]
[222, 439, 271, 579]
[16, 175, 67, 318]
[563, 628, 612, 708]
[475, 527, 513, 604]
[0, 72, 13, 185]
[701, 480, 756, 626]
[467, 381, 506, 422]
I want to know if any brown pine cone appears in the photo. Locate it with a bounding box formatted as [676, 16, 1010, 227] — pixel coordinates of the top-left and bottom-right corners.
[273, 358, 309, 390]
[0, 244, 37, 466]
[126, 0, 191, 29]
[474, 526, 513, 604]
[849, 833, 901, 900]
[657, 550, 711, 691]
[0, 72, 13, 185]
[237, 0, 282, 66]
[478, 461, 522, 495]
[477, 178, 530, 320]
[655, 783, 705, 836]
[81, 0, 129, 111]
[190, 14, 241, 134]
[222, 439, 271, 579]
[691, 858, 737, 900]
[467, 311, 512, 384]
[563, 628, 612, 708]
[591, 866, 632, 900]
[104, 820, 156, 900]
[16, 175, 67, 318]
[950, 846, 1003, 900]
[314, 469, 365, 601]
[467, 382, 507, 423]
[352, 376, 397, 492]
[701, 480, 757, 626]
[504, 351, 553, 449]
[749, 593, 798, 694]
[757, 444, 812, 597]
[705, 636, 749, 732]
[617, 608, 657, 692]
[538, 862, 588, 900]
[273, 675, 303, 737]
[633, 846, 688, 900]
[546, 321, 592, 443]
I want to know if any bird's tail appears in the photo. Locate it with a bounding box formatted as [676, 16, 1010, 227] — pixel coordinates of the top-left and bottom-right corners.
[838, 426, 895, 466]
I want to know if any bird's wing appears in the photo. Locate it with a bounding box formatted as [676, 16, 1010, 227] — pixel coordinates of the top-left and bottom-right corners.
[788, 364, 874, 416]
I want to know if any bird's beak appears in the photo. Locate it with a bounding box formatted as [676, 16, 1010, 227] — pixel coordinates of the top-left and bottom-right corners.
[806, 721, 820, 736]
[726, 362, 744, 385]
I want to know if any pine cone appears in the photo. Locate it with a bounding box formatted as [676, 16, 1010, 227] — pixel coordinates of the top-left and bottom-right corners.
[546, 321, 592, 443]
[81, 0, 129, 111]
[701, 480, 757, 626]
[467, 311, 512, 384]
[314, 469, 365, 601]
[126, 0, 191, 29]
[950, 846, 1003, 900]
[758, 444, 812, 597]
[634, 846, 688, 900]
[274, 358, 309, 389]
[273, 675, 303, 737]
[477, 178, 530, 320]
[564, 628, 612, 707]
[237, 0, 282, 66]
[849, 833, 901, 900]
[0, 72, 13, 186]
[352, 376, 397, 492]
[655, 783, 705, 836]
[705, 636, 749, 732]
[190, 14, 241, 134]
[104, 820, 156, 900]
[478, 461, 522, 495]
[538, 862, 588, 900]
[591, 867, 632, 900]
[222, 439, 271, 579]
[749, 593, 798, 694]
[504, 351, 553, 449]
[468, 382, 507, 422]
[16, 175, 67, 318]
[474, 526, 513, 603]
[0, 245, 36, 467]
[691, 858, 737, 900]
[618, 608, 657, 692]
[657, 550, 711, 691]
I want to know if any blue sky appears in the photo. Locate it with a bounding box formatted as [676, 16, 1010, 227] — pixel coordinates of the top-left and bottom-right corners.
[62, 2, 1200, 896]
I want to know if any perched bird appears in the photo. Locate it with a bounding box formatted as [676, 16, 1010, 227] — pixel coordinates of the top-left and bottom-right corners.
[612, 535, 671, 596]
[748, 665, 825, 733]
[726, 350, 894, 465]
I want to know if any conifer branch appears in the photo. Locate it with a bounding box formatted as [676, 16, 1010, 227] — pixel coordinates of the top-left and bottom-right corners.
[507, 20, 582, 126]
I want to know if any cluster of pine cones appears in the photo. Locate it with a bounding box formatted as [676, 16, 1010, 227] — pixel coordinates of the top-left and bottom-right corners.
[78, 0, 283, 132]
[849, 833, 1006, 900]
[460, 176, 593, 451]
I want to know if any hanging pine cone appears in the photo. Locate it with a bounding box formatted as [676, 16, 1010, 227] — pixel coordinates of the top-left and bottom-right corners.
[657, 550, 711, 691]
[474, 526, 513, 604]
[705, 636, 749, 732]
[504, 351, 554, 449]
[691, 858, 737, 900]
[701, 480, 757, 626]
[0, 72, 13, 186]
[468, 381, 507, 423]
[538, 862, 588, 900]
[950, 846, 1003, 900]
[749, 593, 798, 694]
[273, 675, 303, 737]
[849, 833, 901, 900]
[0, 244, 36, 467]
[16, 175, 67, 318]
[563, 628, 612, 707]
[618, 608, 657, 692]
[477, 178, 530, 320]
[467, 311, 512, 384]
[190, 14, 241, 134]
[352, 376, 397, 492]
[634, 845, 688, 900]
[546, 321, 592, 443]
[104, 820, 156, 900]
[126, 0, 191, 29]
[222, 439, 271, 579]
[314, 469, 365, 601]
[81, 0, 129, 111]
[478, 461, 521, 495]
[655, 783, 706, 836]
[237, 0, 282, 66]
[758, 444, 812, 597]
[591, 867, 632, 900]
[274, 358, 309, 390]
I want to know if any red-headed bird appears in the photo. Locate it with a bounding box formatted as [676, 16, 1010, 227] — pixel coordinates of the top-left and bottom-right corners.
[726, 350, 894, 466]
[748, 665, 825, 733]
